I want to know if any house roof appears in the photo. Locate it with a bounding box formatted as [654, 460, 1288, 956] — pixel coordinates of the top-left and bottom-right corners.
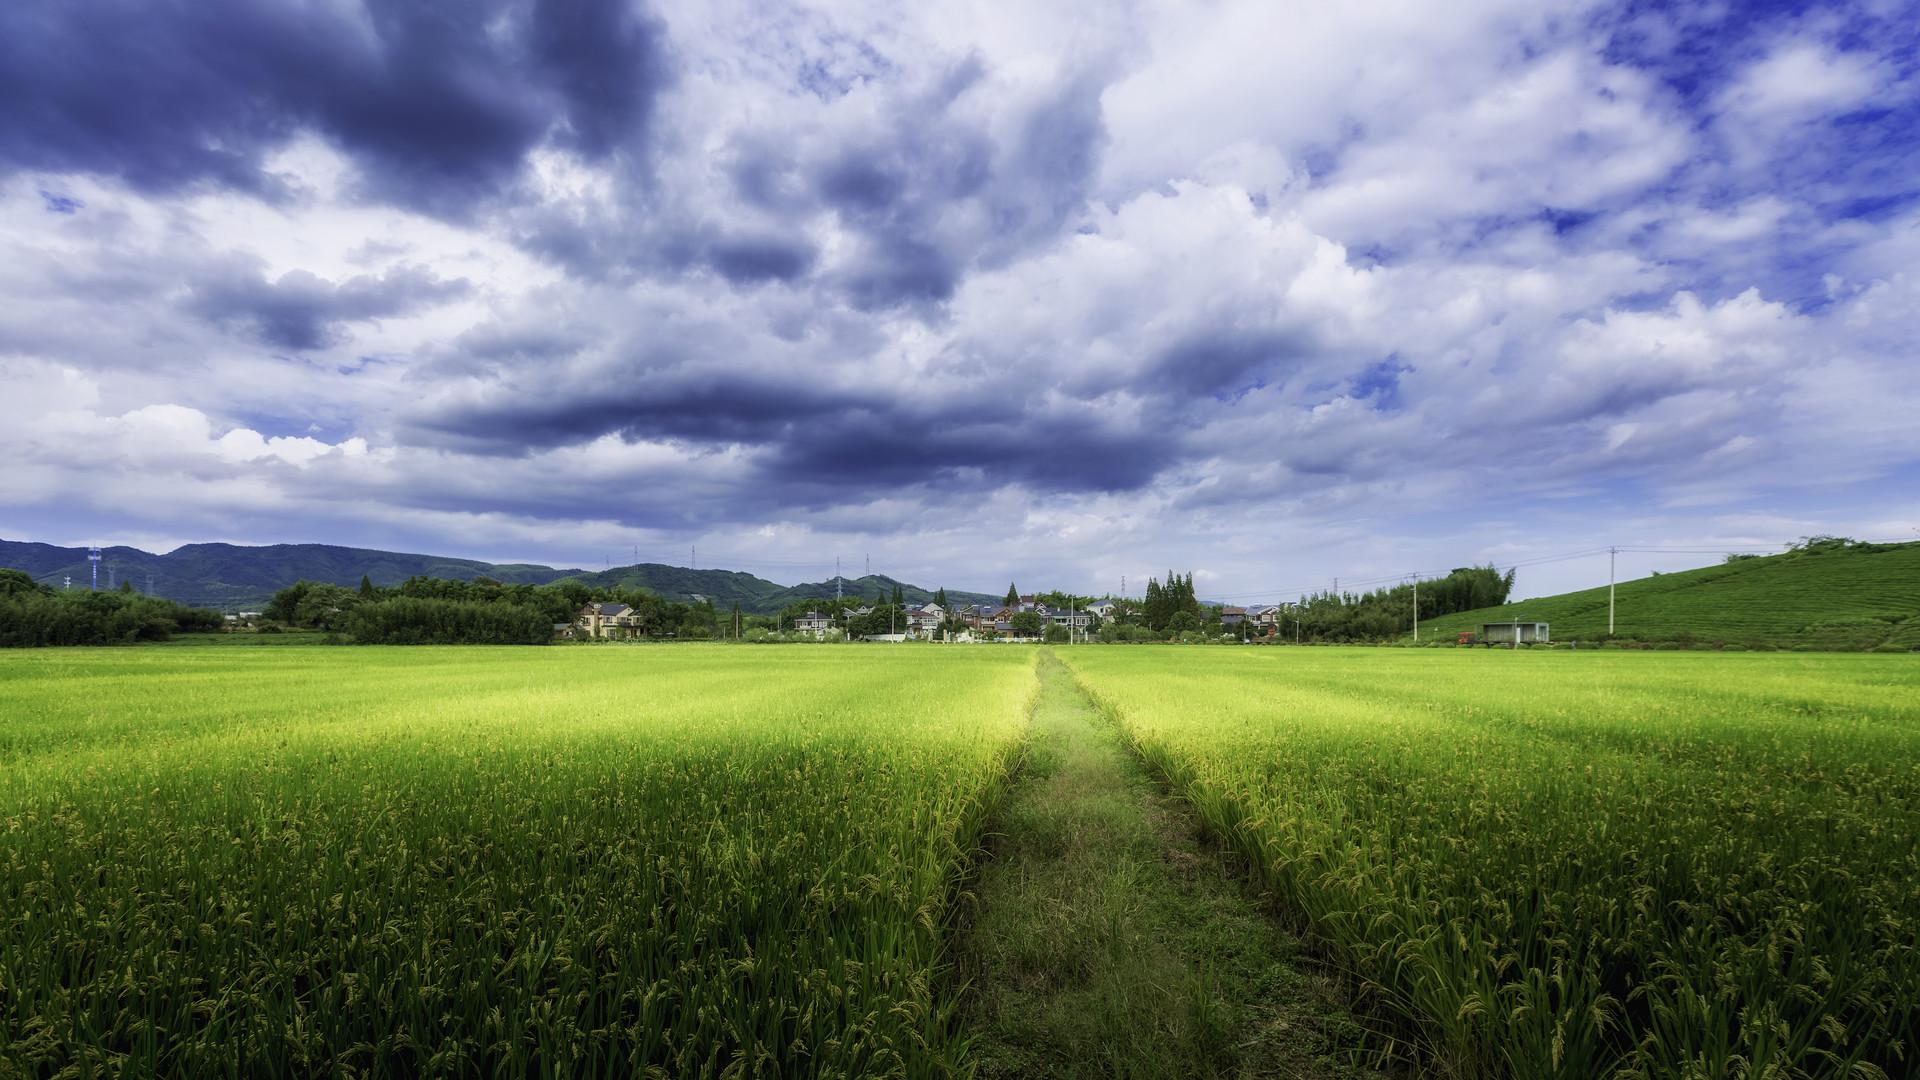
[593, 602, 632, 616]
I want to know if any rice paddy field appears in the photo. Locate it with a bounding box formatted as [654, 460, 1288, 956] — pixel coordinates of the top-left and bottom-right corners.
[1061, 647, 1920, 1078]
[0, 647, 1033, 1076]
[3, 643, 1917, 1078]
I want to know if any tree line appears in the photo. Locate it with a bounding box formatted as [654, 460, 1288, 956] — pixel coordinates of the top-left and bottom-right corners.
[1079, 565, 1515, 643]
[1272, 565, 1515, 642]
[262, 575, 741, 645]
[0, 570, 225, 647]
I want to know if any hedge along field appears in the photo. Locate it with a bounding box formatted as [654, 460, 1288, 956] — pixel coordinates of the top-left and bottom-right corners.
[1059, 647, 1920, 1079]
[0, 646, 1035, 1077]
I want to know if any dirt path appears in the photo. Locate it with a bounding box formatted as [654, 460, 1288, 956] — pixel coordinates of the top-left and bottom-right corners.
[954, 651, 1380, 1079]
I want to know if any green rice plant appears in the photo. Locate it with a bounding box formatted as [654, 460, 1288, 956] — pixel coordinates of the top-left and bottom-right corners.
[0, 645, 1035, 1077]
[1060, 647, 1920, 1078]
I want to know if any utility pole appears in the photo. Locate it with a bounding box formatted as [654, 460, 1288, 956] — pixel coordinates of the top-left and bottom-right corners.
[1412, 575, 1419, 642]
[1608, 546, 1617, 636]
[691, 545, 696, 571]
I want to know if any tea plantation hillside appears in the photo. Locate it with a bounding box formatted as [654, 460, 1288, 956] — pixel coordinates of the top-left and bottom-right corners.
[1419, 540, 1920, 648]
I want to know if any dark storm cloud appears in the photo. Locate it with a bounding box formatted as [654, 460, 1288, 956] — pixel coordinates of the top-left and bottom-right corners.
[407, 357, 873, 453]
[708, 234, 818, 285]
[1154, 332, 1310, 396]
[187, 260, 472, 351]
[761, 406, 1171, 499]
[795, 60, 1102, 311]
[0, 0, 668, 217]
[840, 235, 961, 308]
[406, 323, 1184, 500]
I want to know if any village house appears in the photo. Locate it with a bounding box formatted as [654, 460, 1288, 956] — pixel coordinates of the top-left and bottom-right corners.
[576, 602, 642, 640]
[956, 604, 995, 632]
[1049, 609, 1093, 630]
[793, 611, 834, 633]
[905, 606, 945, 637]
[1219, 606, 1247, 627]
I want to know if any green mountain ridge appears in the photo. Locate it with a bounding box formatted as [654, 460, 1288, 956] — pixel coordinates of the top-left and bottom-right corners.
[0, 540, 996, 616]
[563, 565, 997, 614]
[1419, 540, 1920, 649]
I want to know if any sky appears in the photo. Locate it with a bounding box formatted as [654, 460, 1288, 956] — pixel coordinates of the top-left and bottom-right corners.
[3, 0, 1918, 602]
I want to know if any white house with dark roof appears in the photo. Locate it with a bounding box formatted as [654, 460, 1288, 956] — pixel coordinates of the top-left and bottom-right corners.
[576, 602, 641, 639]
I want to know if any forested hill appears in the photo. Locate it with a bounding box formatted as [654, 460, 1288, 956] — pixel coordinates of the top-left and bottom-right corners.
[561, 566, 999, 614]
[1419, 539, 1920, 649]
[0, 540, 994, 615]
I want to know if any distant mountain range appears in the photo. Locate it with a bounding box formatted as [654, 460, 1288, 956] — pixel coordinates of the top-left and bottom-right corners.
[0, 540, 998, 615]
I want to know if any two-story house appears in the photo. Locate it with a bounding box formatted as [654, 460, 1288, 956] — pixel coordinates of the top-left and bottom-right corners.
[576, 602, 642, 639]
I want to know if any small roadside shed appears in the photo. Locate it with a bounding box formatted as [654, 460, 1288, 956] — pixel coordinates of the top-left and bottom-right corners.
[1479, 621, 1550, 645]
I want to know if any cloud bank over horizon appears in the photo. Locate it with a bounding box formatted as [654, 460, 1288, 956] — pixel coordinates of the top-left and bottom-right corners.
[3, 0, 1918, 600]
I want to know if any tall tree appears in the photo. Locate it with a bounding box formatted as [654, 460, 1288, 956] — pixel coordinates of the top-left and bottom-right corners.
[1005, 582, 1019, 606]
[892, 583, 904, 606]
[359, 574, 375, 597]
[934, 587, 947, 608]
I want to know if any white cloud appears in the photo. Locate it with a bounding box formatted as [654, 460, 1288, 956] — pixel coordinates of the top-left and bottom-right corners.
[1718, 42, 1884, 123]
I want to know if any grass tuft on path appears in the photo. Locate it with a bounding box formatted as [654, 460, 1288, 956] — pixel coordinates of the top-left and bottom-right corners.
[955, 651, 1377, 1079]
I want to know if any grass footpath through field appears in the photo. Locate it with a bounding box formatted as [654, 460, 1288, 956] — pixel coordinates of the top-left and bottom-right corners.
[956, 651, 1379, 1079]
[1059, 647, 1920, 1078]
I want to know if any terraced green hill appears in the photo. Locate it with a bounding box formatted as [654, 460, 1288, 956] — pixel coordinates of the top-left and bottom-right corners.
[1418, 540, 1920, 649]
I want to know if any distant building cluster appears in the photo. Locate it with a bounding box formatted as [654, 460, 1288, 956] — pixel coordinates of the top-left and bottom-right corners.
[565, 595, 1296, 643]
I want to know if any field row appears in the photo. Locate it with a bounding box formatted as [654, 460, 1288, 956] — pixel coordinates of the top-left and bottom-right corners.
[1061, 648, 1920, 1078]
[0, 648, 1033, 1076]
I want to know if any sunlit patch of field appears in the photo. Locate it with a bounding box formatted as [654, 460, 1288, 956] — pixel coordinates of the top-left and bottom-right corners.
[1061, 646, 1920, 1078]
[0, 646, 1034, 1077]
